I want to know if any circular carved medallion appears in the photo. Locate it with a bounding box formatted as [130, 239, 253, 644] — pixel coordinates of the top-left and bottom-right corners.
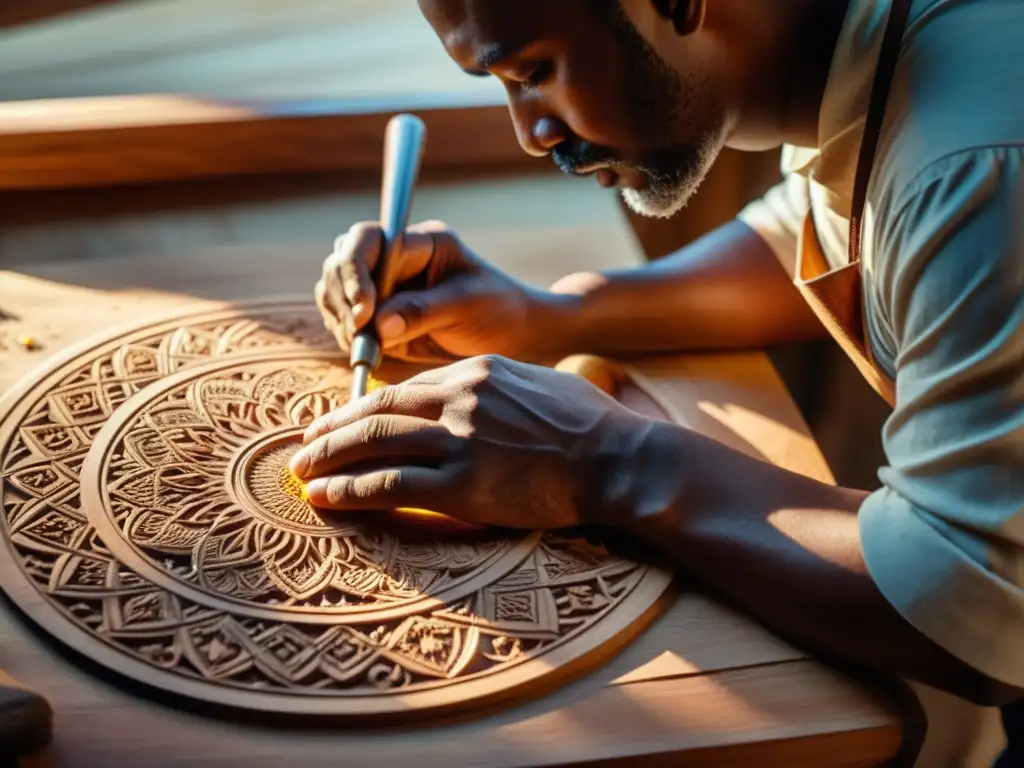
[82, 355, 540, 624]
[0, 301, 673, 720]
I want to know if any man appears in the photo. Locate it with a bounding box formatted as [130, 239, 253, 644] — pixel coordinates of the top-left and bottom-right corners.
[297, 0, 1024, 761]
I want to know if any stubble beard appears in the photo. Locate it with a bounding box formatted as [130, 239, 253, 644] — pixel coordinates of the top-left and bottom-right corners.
[610, 10, 728, 219]
[618, 131, 723, 219]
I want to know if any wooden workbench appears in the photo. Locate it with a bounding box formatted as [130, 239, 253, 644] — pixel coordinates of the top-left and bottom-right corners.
[0, 169, 912, 766]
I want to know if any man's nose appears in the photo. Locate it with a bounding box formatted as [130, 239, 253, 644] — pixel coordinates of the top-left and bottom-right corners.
[508, 96, 569, 157]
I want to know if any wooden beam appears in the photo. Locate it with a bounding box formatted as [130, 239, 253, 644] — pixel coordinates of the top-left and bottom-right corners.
[0, 0, 125, 30]
[0, 94, 544, 191]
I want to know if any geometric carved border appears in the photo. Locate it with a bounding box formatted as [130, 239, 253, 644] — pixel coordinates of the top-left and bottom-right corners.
[0, 300, 674, 720]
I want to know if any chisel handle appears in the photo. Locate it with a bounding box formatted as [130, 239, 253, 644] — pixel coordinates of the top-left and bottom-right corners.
[349, 113, 427, 400]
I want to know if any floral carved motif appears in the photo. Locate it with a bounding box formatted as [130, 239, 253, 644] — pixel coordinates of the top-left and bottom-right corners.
[0, 302, 672, 719]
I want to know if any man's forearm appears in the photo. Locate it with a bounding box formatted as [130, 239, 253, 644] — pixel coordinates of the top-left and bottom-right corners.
[548, 220, 826, 358]
[595, 418, 1021, 706]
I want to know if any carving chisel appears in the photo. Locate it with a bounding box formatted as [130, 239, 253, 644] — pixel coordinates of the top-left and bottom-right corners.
[349, 114, 427, 401]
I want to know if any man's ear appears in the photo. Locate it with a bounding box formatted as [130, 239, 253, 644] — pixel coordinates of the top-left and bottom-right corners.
[651, 0, 706, 35]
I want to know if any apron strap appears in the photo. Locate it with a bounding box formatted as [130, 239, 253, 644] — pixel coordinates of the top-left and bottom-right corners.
[849, 0, 914, 263]
[793, 0, 912, 407]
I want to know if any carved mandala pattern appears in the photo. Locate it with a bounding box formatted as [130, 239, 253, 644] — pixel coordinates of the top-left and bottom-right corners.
[84, 358, 538, 622]
[0, 301, 673, 719]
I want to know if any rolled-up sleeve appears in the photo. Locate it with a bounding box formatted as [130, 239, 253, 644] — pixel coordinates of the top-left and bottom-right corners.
[859, 147, 1024, 686]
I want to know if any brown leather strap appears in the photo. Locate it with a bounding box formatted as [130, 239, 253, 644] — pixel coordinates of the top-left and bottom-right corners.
[848, 0, 914, 263]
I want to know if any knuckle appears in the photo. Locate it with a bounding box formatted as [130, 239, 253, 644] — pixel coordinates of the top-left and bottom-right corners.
[414, 219, 449, 234]
[337, 252, 363, 281]
[324, 429, 353, 459]
[341, 281, 368, 307]
[431, 229, 459, 251]
[340, 269, 368, 297]
[307, 436, 332, 468]
[322, 250, 341, 281]
[304, 416, 330, 444]
[314, 280, 331, 313]
[395, 295, 425, 321]
[349, 221, 378, 238]
[450, 393, 480, 430]
[474, 354, 503, 375]
[371, 385, 397, 412]
[356, 415, 389, 445]
[375, 469, 403, 495]
[326, 475, 355, 505]
[334, 223, 379, 261]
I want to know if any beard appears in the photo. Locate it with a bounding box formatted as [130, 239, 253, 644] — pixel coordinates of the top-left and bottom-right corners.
[555, 5, 727, 219]
[551, 141, 712, 219]
[618, 142, 719, 220]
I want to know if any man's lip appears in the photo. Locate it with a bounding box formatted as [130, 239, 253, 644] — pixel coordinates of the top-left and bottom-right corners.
[557, 158, 623, 188]
[596, 168, 618, 188]
[568, 162, 610, 177]
[562, 162, 621, 188]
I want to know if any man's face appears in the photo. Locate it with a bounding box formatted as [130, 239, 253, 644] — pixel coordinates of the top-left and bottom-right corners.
[419, 0, 728, 218]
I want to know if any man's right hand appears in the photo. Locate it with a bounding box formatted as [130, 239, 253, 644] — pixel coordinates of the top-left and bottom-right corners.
[316, 220, 572, 364]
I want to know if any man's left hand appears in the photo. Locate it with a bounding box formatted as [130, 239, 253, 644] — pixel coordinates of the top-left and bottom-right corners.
[288, 355, 649, 530]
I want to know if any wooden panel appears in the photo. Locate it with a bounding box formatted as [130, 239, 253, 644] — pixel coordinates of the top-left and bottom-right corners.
[0, 95, 541, 190]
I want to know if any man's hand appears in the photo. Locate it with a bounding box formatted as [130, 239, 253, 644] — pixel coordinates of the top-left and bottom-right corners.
[288, 355, 647, 529]
[316, 221, 575, 365]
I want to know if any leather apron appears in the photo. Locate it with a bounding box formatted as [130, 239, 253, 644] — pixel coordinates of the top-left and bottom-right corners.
[793, 0, 912, 408]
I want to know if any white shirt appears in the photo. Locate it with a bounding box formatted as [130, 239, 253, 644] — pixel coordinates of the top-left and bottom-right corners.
[739, 0, 1024, 762]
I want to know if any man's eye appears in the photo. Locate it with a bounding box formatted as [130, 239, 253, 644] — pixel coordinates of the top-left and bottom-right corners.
[525, 62, 554, 85]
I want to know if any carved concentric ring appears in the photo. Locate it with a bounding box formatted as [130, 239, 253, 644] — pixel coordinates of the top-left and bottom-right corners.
[82, 354, 540, 624]
[0, 300, 673, 720]
[231, 428, 333, 535]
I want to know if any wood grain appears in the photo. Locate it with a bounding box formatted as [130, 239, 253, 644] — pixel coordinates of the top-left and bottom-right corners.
[0, 94, 543, 191]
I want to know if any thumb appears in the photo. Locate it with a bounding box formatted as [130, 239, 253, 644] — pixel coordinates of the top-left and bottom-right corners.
[375, 282, 474, 347]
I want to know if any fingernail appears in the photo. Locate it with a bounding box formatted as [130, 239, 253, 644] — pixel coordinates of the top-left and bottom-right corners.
[304, 478, 329, 504]
[378, 314, 406, 340]
[289, 450, 310, 478]
[351, 302, 366, 320]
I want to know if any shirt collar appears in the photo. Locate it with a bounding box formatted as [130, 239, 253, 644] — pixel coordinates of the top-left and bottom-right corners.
[781, 0, 893, 218]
